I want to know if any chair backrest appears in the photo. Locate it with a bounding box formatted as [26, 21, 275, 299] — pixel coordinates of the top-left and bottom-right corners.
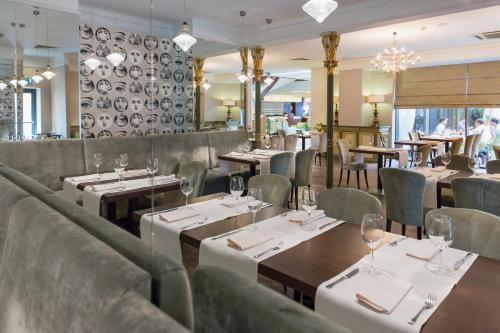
[0, 197, 151, 333]
[192, 266, 350, 333]
[450, 138, 463, 155]
[408, 131, 418, 141]
[284, 135, 298, 152]
[270, 135, 284, 150]
[471, 134, 482, 156]
[463, 134, 475, 157]
[486, 160, 500, 174]
[276, 129, 286, 138]
[319, 132, 327, 153]
[337, 139, 351, 166]
[425, 208, 500, 261]
[418, 144, 432, 166]
[159, 156, 180, 176]
[310, 134, 320, 148]
[452, 178, 500, 216]
[294, 148, 317, 186]
[318, 188, 382, 224]
[434, 154, 471, 171]
[248, 175, 292, 208]
[380, 168, 426, 226]
[493, 145, 500, 159]
[270, 152, 294, 178]
[178, 161, 208, 198]
[380, 134, 390, 148]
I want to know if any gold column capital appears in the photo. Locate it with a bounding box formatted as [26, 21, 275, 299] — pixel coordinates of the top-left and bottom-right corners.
[251, 47, 265, 81]
[321, 31, 340, 74]
[193, 57, 205, 87]
[239, 47, 249, 73]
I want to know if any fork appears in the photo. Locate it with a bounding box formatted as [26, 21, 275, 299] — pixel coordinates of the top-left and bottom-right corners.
[181, 217, 208, 230]
[408, 294, 436, 325]
[254, 241, 284, 259]
[389, 237, 407, 247]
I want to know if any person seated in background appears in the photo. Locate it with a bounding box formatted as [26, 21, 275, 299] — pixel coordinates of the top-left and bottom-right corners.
[457, 118, 466, 134]
[435, 117, 448, 134]
[471, 119, 494, 144]
[491, 117, 499, 136]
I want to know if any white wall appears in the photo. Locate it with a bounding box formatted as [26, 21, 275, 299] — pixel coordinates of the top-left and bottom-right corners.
[50, 65, 67, 136]
[362, 71, 394, 127]
[310, 68, 339, 127]
[339, 69, 364, 126]
[202, 83, 241, 122]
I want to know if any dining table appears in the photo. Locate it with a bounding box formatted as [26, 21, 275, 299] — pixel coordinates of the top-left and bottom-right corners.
[298, 134, 311, 151]
[395, 139, 441, 148]
[133, 193, 500, 333]
[421, 136, 463, 152]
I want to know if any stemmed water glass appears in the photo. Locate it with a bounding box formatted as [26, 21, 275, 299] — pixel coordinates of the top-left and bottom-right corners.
[230, 176, 244, 199]
[468, 156, 480, 175]
[93, 153, 103, 178]
[247, 188, 263, 231]
[441, 152, 451, 168]
[426, 214, 453, 275]
[264, 137, 272, 150]
[413, 152, 423, 168]
[120, 153, 128, 173]
[114, 158, 124, 185]
[243, 141, 252, 155]
[302, 188, 317, 231]
[361, 214, 385, 275]
[147, 158, 159, 184]
[180, 176, 194, 210]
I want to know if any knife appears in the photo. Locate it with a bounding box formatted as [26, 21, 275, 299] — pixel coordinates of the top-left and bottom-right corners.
[211, 229, 243, 241]
[453, 252, 474, 270]
[326, 268, 360, 289]
[319, 220, 338, 230]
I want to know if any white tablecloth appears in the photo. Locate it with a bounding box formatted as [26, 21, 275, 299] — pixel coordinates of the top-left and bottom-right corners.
[413, 167, 459, 208]
[315, 238, 477, 333]
[140, 197, 255, 264]
[219, 150, 295, 175]
[471, 173, 500, 182]
[199, 214, 344, 280]
[356, 146, 408, 167]
[82, 175, 177, 216]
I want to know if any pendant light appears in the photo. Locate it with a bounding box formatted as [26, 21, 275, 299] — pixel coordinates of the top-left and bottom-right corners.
[42, 9, 55, 80]
[236, 11, 249, 83]
[9, 23, 19, 87]
[202, 78, 211, 90]
[302, 0, 338, 24]
[173, 0, 197, 52]
[31, 9, 44, 84]
[106, 13, 125, 66]
[264, 73, 274, 85]
[84, 8, 101, 70]
[0, 81, 7, 90]
[9, 77, 18, 87]
[16, 24, 29, 87]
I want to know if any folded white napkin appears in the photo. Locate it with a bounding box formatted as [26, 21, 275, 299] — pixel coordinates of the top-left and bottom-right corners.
[253, 149, 272, 155]
[406, 245, 439, 261]
[356, 274, 412, 314]
[89, 182, 124, 192]
[71, 174, 102, 182]
[124, 169, 149, 177]
[159, 209, 200, 223]
[430, 166, 447, 173]
[227, 231, 273, 251]
[229, 152, 245, 157]
[288, 210, 325, 224]
[220, 196, 247, 208]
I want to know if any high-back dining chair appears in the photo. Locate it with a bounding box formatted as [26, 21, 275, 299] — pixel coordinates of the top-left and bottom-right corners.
[284, 135, 299, 152]
[493, 145, 500, 159]
[433, 154, 471, 171]
[417, 144, 432, 167]
[425, 208, 500, 261]
[276, 129, 287, 138]
[408, 131, 418, 141]
[159, 156, 180, 176]
[178, 161, 208, 198]
[450, 138, 463, 155]
[290, 148, 317, 209]
[270, 135, 284, 150]
[318, 188, 382, 225]
[380, 168, 426, 239]
[463, 134, 475, 157]
[248, 175, 292, 208]
[471, 134, 482, 157]
[452, 178, 500, 216]
[337, 139, 368, 190]
[486, 160, 500, 174]
[270, 152, 294, 178]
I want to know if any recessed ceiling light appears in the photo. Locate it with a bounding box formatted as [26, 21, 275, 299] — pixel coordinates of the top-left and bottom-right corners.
[438, 22, 448, 27]
[420, 26, 429, 31]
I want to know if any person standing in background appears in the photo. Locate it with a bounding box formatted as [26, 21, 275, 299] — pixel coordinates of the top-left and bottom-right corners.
[436, 117, 448, 134]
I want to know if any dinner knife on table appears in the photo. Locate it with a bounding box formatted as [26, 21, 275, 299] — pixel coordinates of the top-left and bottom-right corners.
[326, 268, 360, 289]
[453, 252, 474, 270]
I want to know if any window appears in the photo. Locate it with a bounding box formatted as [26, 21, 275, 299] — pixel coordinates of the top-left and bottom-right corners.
[395, 108, 465, 140]
[22, 89, 37, 139]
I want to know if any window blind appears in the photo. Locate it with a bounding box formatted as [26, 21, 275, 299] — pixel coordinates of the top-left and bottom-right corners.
[466, 61, 500, 107]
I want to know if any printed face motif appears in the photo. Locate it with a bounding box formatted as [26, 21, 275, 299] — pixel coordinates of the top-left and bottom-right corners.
[129, 81, 143, 95]
[185, 85, 193, 97]
[98, 130, 112, 138]
[160, 82, 173, 97]
[96, 63, 112, 78]
[160, 112, 172, 125]
[97, 97, 112, 110]
[96, 27, 111, 43]
[114, 114, 128, 127]
[97, 113, 112, 129]
[81, 97, 93, 110]
[81, 113, 95, 129]
[174, 112, 185, 126]
[80, 24, 93, 40]
[130, 113, 143, 128]
[80, 43, 93, 56]
[144, 52, 158, 65]
[159, 68, 172, 80]
[159, 38, 172, 52]
[113, 64, 127, 78]
[114, 31, 126, 45]
[129, 49, 142, 64]
[160, 98, 173, 112]
[130, 98, 143, 112]
[144, 35, 158, 50]
[130, 129, 143, 136]
[96, 80, 112, 95]
[129, 66, 143, 80]
[129, 33, 142, 46]
[145, 99, 159, 111]
[96, 45, 110, 58]
[114, 81, 127, 94]
[114, 97, 128, 112]
[80, 78, 94, 93]
[174, 69, 185, 83]
[145, 82, 159, 97]
[186, 99, 193, 111]
[80, 61, 93, 77]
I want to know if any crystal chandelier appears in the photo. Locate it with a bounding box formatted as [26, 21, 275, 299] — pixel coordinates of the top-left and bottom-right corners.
[303, 0, 338, 24]
[173, 22, 197, 52]
[371, 32, 420, 77]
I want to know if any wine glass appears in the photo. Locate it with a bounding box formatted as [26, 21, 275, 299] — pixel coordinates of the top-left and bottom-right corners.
[413, 152, 423, 168]
[93, 153, 103, 178]
[243, 141, 252, 155]
[368, 136, 374, 146]
[230, 176, 244, 199]
[114, 158, 124, 185]
[302, 188, 318, 231]
[361, 214, 385, 275]
[147, 158, 159, 183]
[264, 137, 272, 150]
[441, 152, 451, 168]
[468, 157, 479, 175]
[119, 153, 128, 173]
[247, 188, 263, 231]
[180, 176, 194, 210]
[426, 214, 453, 275]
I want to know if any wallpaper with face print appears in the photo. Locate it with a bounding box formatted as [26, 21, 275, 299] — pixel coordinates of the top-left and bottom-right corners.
[0, 86, 15, 139]
[79, 24, 194, 138]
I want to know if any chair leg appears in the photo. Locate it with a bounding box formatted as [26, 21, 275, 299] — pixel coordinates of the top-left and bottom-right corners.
[290, 185, 294, 203]
[338, 170, 343, 187]
[319, 154, 322, 167]
[402, 224, 406, 236]
[346, 171, 351, 187]
[386, 219, 392, 232]
[356, 171, 360, 190]
[294, 186, 299, 210]
[315, 154, 318, 164]
[417, 226, 423, 240]
[364, 170, 369, 189]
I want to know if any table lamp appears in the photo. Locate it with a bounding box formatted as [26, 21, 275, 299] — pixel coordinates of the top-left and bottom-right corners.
[366, 95, 385, 128]
[222, 100, 236, 121]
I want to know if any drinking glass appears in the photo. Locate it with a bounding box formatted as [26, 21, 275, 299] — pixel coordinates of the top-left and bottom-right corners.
[120, 153, 128, 172]
[361, 214, 385, 275]
[468, 157, 479, 175]
[243, 141, 252, 155]
[247, 188, 263, 231]
[302, 188, 318, 231]
[426, 214, 453, 275]
[93, 153, 103, 177]
[272, 141, 278, 150]
[413, 152, 423, 168]
[180, 176, 194, 210]
[114, 158, 124, 184]
[230, 176, 244, 199]
[147, 158, 159, 183]
[441, 152, 451, 167]
[264, 137, 272, 150]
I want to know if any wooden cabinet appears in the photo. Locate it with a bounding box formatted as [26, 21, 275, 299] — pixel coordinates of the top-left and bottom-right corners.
[333, 126, 391, 161]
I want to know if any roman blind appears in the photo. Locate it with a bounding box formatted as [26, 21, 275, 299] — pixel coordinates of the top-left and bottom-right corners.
[466, 61, 500, 107]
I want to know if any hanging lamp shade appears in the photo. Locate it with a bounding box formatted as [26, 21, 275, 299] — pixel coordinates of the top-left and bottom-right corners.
[18, 78, 29, 88]
[237, 70, 250, 83]
[42, 65, 55, 80]
[84, 57, 101, 70]
[0, 81, 6, 90]
[202, 79, 211, 90]
[302, 0, 338, 23]
[32, 70, 44, 84]
[264, 73, 274, 85]
[9, 77, 17, 87]
[106, 47, 125, 67]
[173, 22, 197, 52]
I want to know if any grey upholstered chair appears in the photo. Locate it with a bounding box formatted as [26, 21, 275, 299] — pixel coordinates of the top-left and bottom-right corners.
[425, 208, 500, 261]
[312, 132, 327, 166]
[494, 145, 500, 159]
[463, 134, 475, 157]
[192, 266, 350, 333]
[248, 175, 292, 208]
[450, 139, 463, 155]
[471, 133, 482, 157]
[408, 131, 418, 141]
[276, 129, 287, 138]
[178, 161, 208, 198]
[270, 135, 284, 150]
[452, 178, 500, 216]
[486, 160, 500, 174]
[417, 144, 432, 167]
[433, 154, 471, 171]
[318, 188, 382, 224]
[290, 148, 317, 209]
[270, 152, 294, 178]
[380, 168, 426, 239]
[337, 139, 368, 190]
[159, 156, 180, 176]
[284, 134, 299, 152]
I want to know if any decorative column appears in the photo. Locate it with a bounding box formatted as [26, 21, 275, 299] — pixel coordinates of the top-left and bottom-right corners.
[239, 47, 249, 128]
[193, 58, 205, 132]
[322, 32, 340, 189]
[251, 47, 265, 147]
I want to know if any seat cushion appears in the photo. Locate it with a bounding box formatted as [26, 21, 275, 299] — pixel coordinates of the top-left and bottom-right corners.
[0, 165, 53, 197]
[343, 162, 367, 171]
[0, 197, 151, 333]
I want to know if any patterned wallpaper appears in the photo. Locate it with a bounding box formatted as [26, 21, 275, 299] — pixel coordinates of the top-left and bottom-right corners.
[0, 86, 15, 139]
[79, 24, 194, 138]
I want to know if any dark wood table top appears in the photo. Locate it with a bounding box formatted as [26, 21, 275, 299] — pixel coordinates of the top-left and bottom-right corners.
[395, 139, 441, 146]
[217, 154, 261, 165]
[60, 171, 150, 190]
[437, 171, 473, 189]
[133, 193, 500, 333]
[99, 179, 180, 203]
[421, 136, 463, 143]
[349, 147, 404, 157]
[298, 134, 311, 139]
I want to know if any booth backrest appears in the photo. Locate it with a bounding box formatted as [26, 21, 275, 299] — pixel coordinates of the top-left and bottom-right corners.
[207, 131, 249, 168]
[154, 132, 212, 168]
[0, 197, 151, 333]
